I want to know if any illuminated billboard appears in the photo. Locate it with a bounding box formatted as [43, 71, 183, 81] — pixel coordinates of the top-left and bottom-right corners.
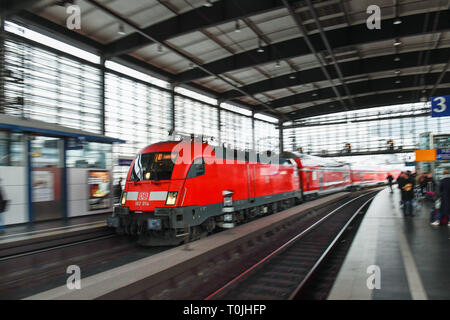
[88, 170, 111, 211]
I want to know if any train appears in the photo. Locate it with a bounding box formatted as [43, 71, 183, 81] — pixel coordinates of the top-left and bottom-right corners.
[107, 140, 400, 246]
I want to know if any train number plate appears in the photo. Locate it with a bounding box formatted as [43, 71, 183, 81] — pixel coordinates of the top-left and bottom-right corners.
[147, 218, 162, 230]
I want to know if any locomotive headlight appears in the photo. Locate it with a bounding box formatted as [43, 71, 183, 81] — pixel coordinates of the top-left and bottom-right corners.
[121, 192, 127, 205]
[165, 192, 178, 205]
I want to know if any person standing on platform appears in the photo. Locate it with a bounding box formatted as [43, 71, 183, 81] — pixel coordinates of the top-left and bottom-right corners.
[0, 179, 7, 234]
[114, 177, 123, 204]
[387, 173, 394, 192]
[397, 172, 407, 206]
[438, 169, 450, 226]
[401, 172, 415, 216]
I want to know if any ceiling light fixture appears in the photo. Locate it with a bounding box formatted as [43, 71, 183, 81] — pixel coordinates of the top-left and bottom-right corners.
[394, 56, 400, 62]
[235, 20, 241, 32]
[394, 40, 402, 46]
[289, 73, 296, 79]
[393, 18, 402, 25]
[118, 23, 126, 35]
[203, 0, 213, 7]
[395, 80, 401, 84]
[395, 70, 401, 74]
[257, 38, 264, 53]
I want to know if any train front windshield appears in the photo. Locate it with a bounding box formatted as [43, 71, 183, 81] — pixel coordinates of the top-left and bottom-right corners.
[130, 152, 177, 181]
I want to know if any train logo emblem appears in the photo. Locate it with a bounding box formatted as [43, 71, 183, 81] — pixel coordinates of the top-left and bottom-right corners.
[138, 192, 149, 201]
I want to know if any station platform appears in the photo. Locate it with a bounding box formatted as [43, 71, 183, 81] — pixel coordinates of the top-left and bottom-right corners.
[328, 187, 450, 300]
[0, 213, 110, 249]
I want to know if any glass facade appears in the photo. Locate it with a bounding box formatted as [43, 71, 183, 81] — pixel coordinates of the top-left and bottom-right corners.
[175, 95, 219, 143]
[104, 72, 172, 180]
[220, 109, 253, 150]
[0, 132, 25, 166]
[283, 103, 450, 155]
[66, 141, 112, 169]
[3, 36, 103, 133]
[254, 119, 279, 153]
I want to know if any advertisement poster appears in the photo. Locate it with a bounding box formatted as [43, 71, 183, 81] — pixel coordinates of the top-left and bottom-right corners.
[32, 171, 54, 202]
[88, 170, 111, 211]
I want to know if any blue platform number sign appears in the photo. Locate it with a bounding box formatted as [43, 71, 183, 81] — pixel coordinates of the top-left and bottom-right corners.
[431, 96, 450, 117]
[437, 149, 450, 161]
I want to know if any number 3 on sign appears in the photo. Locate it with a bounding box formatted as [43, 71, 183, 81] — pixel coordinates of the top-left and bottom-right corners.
[431, 96, 450, 117]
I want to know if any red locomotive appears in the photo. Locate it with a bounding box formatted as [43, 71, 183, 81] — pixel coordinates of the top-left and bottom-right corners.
[107, 140, 397, 246]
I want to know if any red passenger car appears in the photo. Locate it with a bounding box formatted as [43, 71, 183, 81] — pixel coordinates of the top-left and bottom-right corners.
[286, 152, 352, 198]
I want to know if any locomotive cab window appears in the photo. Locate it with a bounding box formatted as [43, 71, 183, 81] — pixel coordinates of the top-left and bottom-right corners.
[130, 152, 177, 181]
[187, 157, 205, 178]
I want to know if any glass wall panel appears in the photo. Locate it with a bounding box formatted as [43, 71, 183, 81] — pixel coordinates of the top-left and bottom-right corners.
[3, 37, 102, 133]
[175, 95, 219, 143]
[66, 141, 112, 169]
[0, 132, 25, 166]
[282, 103, 448, 155]
[105, 72, 172, 181]
[220, 109, 253, 150]
[254, 120, 279, 153]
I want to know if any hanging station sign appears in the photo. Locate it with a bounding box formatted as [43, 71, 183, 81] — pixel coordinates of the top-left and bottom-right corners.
[431, 96, 450, 118]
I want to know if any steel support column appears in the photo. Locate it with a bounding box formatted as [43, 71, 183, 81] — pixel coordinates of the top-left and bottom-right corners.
[100, 55, 106, 135]
[217, 102, 222, 145]
[252, 112, 255, 151]
[170, 84, 176, 135]
[279, 120, 284, 153]
[0, 18, 5, 114]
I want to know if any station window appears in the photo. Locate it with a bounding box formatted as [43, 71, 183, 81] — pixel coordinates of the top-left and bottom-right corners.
[66, 141, 112, 169]
[0, 132, 25, 166]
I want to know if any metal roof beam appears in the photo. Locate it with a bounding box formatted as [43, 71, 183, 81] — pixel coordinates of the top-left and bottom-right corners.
[281, 0, 349, 111]
[254, 71, 450, 110]
[175, 9, 450, 83]
[11, 10, 105, 54]
[305, 0, 355, 107]
[84, 0, 288, 120]
[288, 87, 450, 120]
[105, 0, 299, 57]
[220, 47, 450, 100]
[0, 0, 42, 18]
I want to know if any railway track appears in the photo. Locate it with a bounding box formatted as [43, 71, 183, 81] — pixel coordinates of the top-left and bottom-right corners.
[0, 224, 114, 259]
[0, 231, 165, 299]
[205, 191, 376, 300]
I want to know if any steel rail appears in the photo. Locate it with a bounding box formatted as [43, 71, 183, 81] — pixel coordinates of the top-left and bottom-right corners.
[288, 194, 376, 299]
[204, 191, 376, 300]
[0, 234, 116, 262]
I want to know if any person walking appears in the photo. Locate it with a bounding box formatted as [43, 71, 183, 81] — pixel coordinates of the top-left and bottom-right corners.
[438, 169, 450, 226]
[387, 173, 394, 192]
[400, 172, 415, 216]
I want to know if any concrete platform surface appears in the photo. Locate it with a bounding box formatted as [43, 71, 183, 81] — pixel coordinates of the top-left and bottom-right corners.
[0, 213, 109, 246]
[328, 187, 450, 300]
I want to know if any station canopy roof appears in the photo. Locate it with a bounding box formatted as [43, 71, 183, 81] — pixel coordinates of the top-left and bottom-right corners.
[2, 0, 450, 124]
